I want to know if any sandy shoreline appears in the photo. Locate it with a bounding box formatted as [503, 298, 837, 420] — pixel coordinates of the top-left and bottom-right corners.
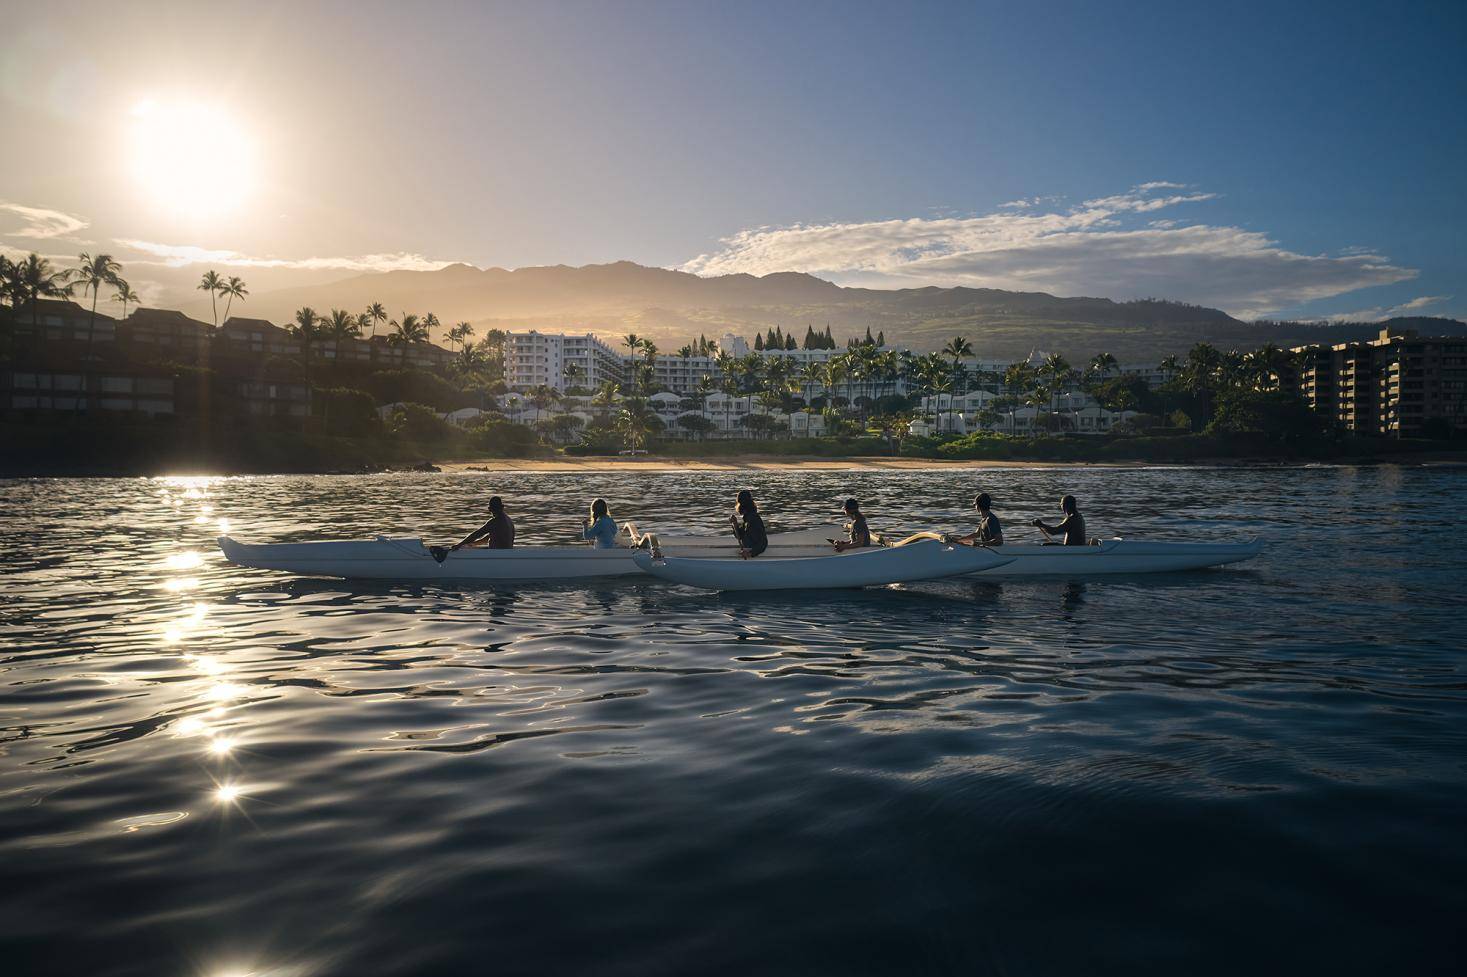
[445, 456, 1192, 473]
[438, 452, 1467, 473]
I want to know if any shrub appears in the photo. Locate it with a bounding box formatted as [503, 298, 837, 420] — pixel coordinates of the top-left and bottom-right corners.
[314, 387, 380, 437]
[365, 369, 464, 411]
[466, 417, 539, 456]
[1205, 389, 1323, 440]
[388, 402, 453, 443]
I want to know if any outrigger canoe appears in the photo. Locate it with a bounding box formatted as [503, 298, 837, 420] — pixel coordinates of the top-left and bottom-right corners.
[970, 537, 1263, 576]
[216, 527, 849, 581]
[632, 539, 1013, 591]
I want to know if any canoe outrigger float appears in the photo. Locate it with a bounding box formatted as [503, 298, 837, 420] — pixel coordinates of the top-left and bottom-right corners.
[962, 537, 1263, 576]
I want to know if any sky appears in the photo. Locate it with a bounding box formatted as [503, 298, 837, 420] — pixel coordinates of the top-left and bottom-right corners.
[1, 0, 1464, 321]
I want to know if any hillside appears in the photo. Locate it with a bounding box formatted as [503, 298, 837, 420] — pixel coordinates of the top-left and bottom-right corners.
[222, 262, 1467, 362]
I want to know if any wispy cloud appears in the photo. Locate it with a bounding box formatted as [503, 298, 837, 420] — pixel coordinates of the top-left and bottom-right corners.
[1323, 295, 1451, 323]
[681, 183, 1416, 319]
[114, 239, 463, 273]
[1, 201, 88, 239]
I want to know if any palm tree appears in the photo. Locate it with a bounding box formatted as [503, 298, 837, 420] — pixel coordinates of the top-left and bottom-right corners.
[803, 361, 831, 411]
[423, 312, 441, 343]
[198, 270, 224, 327]
[942, 336, 974, 370]
[388, 313, 428, 346]
[592, 380, 620, 417]
[563, 361, 583, 392]
[73, 254, 124, 402]
[364, 302, 387, 340]
[290, 307, 322, 373]
[323, 308, 360, 359]
[10, 253, 74, 336]
[617, 397, 657, 453]
[112, 281, 141, 321]
[1089, 352, 1118, 381]
[448, 321, 475, 352]
[219, 276, 248, 325]
[694, 373, 716, 416]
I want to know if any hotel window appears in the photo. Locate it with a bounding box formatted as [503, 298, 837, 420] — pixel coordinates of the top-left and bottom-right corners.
[12, 373, 38, 389]
[101, 377, 135, 393]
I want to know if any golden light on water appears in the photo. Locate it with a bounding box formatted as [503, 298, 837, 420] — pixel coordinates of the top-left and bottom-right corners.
[128, 99, 257, 217]
[214, 783, 243, 804]
[164, 551, 205, 571]
[206, 682, 250, 702]
[176, 716, 207, 736]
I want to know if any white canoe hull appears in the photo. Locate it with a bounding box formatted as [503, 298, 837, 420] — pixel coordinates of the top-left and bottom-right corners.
[971, 538, 1263, 576]
[632, 539, 1013, 591]
[217, 528, 854, 581]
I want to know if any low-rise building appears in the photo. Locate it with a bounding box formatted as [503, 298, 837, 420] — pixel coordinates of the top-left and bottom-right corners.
[1, 369, 174, 415]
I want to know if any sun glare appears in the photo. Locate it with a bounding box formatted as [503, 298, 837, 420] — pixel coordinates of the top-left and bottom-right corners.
[127, 99, 257, 218]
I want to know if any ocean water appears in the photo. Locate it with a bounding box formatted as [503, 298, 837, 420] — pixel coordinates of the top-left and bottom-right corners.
[1, 466, 1464, 977]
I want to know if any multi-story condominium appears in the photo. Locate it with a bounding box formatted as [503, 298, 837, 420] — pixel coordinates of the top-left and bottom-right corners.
[650, 353, 721, 393]
[1291, 327, 1467, 437]
[505, 331, 623, 391]
[1118, 363, 1177, 388]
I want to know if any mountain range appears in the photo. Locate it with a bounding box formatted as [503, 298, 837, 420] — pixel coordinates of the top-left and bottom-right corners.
[206, 261, 1467, 362]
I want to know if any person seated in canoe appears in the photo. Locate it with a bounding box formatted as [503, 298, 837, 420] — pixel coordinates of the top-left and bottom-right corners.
[731, 489, 768, 559]
[449, 495, 515, 552]
[950, 492, 1003, 546]
[832, 497, 872, 552]
[581, 498, 619, 549]
[1033, 495, 1086, 546]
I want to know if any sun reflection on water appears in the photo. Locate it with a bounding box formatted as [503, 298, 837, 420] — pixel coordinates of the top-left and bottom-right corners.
[164, 551, 204, 571]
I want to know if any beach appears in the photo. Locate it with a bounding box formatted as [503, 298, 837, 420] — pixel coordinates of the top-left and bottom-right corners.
[441, 452, 1465, 473]
[442, 456, 1140, 472]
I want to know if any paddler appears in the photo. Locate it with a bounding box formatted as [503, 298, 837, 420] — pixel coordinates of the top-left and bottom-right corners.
[1033, 495, 1086, 546]
[832, 497, 872, 552]
[950, 492, 1003, 546]
[450, 495, 516, 551]
[731, 489, 769, 558]
[580, 498, 619, 549]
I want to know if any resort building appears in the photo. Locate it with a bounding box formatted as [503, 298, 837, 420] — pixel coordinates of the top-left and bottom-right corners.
[0, 369, 176, 415]
[504, 331, 623, 391]
[1291, 327, 1467, 437]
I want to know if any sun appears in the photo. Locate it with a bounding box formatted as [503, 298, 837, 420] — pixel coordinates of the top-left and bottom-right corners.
[127, 98, 258, 219]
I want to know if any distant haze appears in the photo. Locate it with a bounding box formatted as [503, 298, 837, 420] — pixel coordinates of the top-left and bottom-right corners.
[207, 261, 1467, 362]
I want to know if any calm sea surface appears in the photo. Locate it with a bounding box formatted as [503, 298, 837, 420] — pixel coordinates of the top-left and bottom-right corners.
[2, 466, 1465, 976]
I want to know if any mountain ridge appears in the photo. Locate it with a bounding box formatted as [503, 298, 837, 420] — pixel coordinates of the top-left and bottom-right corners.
[209, 261, 1464, 361]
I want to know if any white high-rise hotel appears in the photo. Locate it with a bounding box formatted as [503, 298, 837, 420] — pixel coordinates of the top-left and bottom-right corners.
[503, 329, 1174, 395]
[504, 330, 750, 393]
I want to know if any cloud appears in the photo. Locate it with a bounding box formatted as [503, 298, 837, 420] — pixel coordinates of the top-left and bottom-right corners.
[1, 201, 88, 239]
[114, 239, 463, 273]
[680, 183, 1416, 319]
[1324, 295, 1451, 323]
